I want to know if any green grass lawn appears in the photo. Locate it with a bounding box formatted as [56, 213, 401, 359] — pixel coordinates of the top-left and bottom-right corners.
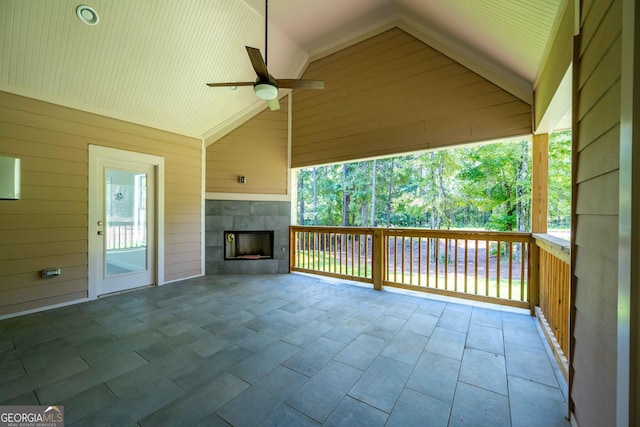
[294, 250, 527, 301]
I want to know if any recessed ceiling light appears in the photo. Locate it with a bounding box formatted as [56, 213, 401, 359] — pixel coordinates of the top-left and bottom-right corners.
[76, 5, 99, 26]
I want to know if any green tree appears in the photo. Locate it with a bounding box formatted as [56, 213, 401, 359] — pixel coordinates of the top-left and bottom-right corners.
[548, 131, 572, 229]
[458, 140, 531, 231]
[295, 138, 545, 232]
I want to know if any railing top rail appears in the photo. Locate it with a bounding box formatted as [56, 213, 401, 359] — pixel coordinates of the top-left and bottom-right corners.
[292, 226, 532, 242]
[533, 233, 571, 264]
[290, 225, 375, 233]
[291, 225, 533, 242]
[382, 228, 532, 241]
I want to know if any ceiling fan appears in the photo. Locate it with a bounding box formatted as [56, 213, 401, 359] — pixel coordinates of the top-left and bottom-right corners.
[206, 0, 324, 111]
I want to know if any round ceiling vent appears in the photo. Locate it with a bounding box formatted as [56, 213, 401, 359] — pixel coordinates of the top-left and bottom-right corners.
[76, 5, 99, 26]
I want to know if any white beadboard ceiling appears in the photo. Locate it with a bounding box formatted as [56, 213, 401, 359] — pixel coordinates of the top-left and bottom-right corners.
[0, 0, 563, 140]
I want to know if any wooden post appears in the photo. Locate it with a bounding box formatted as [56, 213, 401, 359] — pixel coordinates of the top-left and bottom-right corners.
[532, 133, 549, 233]
[372, 229, 384, 290]
[289, 227, 295, 273]
[529, 240, 540, 315]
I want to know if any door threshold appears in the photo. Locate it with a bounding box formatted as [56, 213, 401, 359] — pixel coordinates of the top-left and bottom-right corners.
[98, 284, 156, 298]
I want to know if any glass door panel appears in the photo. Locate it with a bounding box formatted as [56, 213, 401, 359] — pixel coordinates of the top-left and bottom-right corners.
[105, 169, 148, 277]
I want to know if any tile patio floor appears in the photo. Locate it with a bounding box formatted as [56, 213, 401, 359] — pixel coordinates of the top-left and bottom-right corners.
[0, 274, 570, 426]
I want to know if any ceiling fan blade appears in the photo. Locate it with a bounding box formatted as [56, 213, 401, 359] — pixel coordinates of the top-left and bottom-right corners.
[206, 82, 254, 87]
[267, 98, 280, 111]
[246, 46, 270, 81]
[276, 79, 325, 90]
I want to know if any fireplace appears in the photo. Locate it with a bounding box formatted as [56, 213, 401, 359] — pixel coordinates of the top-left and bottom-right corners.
[205, 200, 290, 274]
[224, 230, 274, 260]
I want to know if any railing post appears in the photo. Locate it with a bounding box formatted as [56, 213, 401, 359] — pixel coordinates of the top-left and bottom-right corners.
[289, 227, 295, 273]
[372, 228, 384, 290]
[529, 241, 540, 315]
[532, 133, 549, 234]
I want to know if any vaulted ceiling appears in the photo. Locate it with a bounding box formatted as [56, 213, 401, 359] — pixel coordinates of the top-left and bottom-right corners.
[0, 0, 563, 139]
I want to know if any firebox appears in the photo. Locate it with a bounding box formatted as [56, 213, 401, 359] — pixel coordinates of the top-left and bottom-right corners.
[224, 230, 274, 260]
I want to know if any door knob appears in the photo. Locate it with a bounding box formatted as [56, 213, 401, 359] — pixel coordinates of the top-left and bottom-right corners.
[97, 221, 103, 226]
[97, 231, 104, 235]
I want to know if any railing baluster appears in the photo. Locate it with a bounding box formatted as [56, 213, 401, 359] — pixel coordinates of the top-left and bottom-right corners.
[314, 232, 318, 270]
[444, 238, 449, 290]
[435, 238, 440, 289]
[418, 237, 422, 287]
[332, 233, 336, 273]
[508, 241, 513, 300]
[385, 234, 390, 281]
[409, 237, 413, 285]
[425, 237, 433, 288]
[340, 233, 344, 275]
[474, 239, 478, 294]
[365, 233, 369, 277]
[485, 240, 490, 297]
[340, 234, 344, 275]
[307, 232, 311, 270]
[401, 236, 406, 284]
[464, 239, 468, 293]
[351, 233, 355, 276]
[299, 231, 303, 269]
[393, 236, 397, 283]
[520, 242, 526, 301]
[454, 238, 458, 292]
[496, 241, 501, 299]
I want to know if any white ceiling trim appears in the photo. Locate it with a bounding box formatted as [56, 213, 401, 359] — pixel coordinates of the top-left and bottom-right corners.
[308, 14, 403, 61]
[203, 92, 291, 145]
[397, 17, 533, 104]
[534, 0, 572, 89]
[205, 192, 291, 201]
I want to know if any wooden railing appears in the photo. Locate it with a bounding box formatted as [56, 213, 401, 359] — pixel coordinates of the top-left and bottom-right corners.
[534, 233, 571, 380]
[289, 226, 374, 284]
[290, 226, 533, 309]
[384, 229, 533, 309]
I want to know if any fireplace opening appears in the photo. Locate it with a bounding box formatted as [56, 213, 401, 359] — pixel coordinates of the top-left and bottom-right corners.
[224, 231, 274, 260]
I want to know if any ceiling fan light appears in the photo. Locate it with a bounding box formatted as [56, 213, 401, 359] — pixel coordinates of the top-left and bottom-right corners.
[254, 83, 278, 100]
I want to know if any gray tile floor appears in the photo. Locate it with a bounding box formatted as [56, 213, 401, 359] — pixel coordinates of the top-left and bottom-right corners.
[0, 274, 570, 426]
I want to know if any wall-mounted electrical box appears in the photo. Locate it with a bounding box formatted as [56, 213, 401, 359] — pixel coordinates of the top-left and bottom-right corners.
[41, 268, 61, 278]
[0, 156, 20, 200]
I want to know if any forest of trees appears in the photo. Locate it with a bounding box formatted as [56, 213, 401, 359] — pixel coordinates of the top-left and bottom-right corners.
[296, 131, 571, 232]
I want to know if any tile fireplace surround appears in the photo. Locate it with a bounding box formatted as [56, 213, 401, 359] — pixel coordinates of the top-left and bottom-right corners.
[205, 200, 290, 274]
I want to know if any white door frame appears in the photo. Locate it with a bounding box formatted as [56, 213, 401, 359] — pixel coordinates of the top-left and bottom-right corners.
[88, 145, 165, 299]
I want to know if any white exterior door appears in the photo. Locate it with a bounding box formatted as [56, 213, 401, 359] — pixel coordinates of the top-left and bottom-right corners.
[89, 146, 164, 297]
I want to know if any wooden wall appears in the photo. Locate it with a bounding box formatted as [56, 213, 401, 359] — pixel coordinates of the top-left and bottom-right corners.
[572, 0, 621, 424]
[206, 95, 288, 195]
[0, 91, 203, 316]
[291, 28, 532, 168]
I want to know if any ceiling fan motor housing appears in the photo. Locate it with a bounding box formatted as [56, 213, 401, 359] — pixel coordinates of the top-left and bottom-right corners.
[254, 76, 278, 100]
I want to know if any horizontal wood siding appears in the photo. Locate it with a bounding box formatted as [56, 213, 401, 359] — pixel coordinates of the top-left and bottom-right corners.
[206, 95, 289, 195]
[572, 0, 621, 424]
[0, 91, 202, 316]
[291, 28, 532, 168]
